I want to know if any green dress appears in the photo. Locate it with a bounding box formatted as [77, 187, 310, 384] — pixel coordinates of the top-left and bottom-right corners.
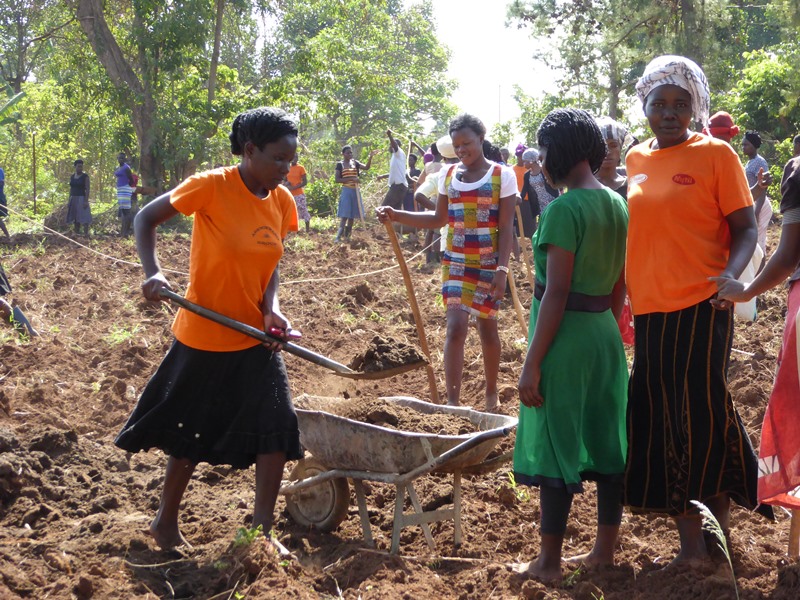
[513, 188, 629, 492]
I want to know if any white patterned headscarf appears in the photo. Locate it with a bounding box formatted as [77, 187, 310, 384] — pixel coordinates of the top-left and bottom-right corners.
[635, 55, 710, 127]
[595, 116, 628, 145]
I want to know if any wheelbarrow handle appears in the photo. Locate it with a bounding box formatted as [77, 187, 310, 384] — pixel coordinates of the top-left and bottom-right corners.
[158, 288, 358, 376]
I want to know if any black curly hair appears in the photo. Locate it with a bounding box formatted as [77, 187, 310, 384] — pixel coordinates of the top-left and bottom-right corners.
[449, 113, 486, 138]
[536, 108, 607, 185]
[229, 107, 298, 156]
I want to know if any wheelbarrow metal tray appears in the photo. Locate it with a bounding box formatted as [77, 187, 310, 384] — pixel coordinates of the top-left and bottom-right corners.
[293, 395, 517, 474]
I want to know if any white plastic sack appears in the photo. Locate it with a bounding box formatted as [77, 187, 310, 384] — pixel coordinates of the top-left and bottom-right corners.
[734, 243, 764, 320]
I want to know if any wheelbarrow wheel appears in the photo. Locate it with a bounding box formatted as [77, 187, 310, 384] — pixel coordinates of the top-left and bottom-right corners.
[285, 458, 350, 532]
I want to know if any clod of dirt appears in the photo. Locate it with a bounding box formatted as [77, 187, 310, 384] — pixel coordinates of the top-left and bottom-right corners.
[344, 282, 376, 305]
[28, 428, 79, 456]
[0, 427, 19, 452]
[348, 335, 425, 373]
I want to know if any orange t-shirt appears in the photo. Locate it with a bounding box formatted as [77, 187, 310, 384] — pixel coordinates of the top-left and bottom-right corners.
[286, 164, 306, 197]
[170, 166, 299, 351]
[625, 132, 752, 315]
[512, 164, 527, 193]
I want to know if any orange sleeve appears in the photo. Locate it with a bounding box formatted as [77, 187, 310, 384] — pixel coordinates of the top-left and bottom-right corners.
[170, 171, 214, 216]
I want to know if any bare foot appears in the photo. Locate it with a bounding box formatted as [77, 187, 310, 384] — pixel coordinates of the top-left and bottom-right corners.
[484, 392, 499, 412]
[565, 550, 614, 568]
[662, 551, 712, 572]
[149, 519, 193, 550]
[511, 557, 562, 584]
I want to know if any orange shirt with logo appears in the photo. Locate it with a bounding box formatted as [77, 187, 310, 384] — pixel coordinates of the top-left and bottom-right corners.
[625, 132, 752, 315]
[286, 164, 306, 197]
[170, 166, 299, 351]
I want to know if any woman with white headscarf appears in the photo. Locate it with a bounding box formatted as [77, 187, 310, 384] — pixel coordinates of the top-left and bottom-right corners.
[594, 117, 629, 198]
[623, 55, 772, 569]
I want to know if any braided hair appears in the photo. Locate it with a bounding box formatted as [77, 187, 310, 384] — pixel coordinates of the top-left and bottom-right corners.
[537, 108, 607, 185]
[229, 107, 298, 155]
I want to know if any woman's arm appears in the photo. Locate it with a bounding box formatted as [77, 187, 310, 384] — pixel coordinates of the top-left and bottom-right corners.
[709, 205, 758, 309]
[721, 205, 758, 279]
[518, 245, 574, 408]
[84, 175, 90, 201]
[712, 222, 800, 302]
[489, 194, 517, 301]
[261, 264, 293, 350]
[361, 149, 379, 171]
[376, 192, 448, 229]
[135, 193, 179, 300]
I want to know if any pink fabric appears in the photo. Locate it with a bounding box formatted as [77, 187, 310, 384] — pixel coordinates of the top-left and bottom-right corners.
[758, 281, 800, 508]
[617, 297, 635, 346]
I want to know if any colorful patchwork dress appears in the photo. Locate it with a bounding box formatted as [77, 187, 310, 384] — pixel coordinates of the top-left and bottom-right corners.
[439, 164, 514, 319]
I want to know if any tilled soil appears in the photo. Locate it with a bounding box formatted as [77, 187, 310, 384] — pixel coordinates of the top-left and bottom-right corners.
[0, 223, 798, 599]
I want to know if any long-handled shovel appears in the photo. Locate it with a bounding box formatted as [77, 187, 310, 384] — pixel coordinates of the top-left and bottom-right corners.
[159, 289, 426, 381]
[383, 221, 440, 403]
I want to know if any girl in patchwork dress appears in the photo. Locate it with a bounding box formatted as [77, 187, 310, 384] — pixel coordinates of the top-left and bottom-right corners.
[377, 114, 517, 410]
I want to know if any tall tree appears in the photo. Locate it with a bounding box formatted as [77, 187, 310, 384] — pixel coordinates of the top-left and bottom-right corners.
[0, 0, 72, 93]
[73, 0, 246, 189]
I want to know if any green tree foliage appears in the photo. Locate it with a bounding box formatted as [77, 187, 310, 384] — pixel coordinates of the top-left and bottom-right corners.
[74, 0, 253, 189]
[264, 0, 457, 149]
[506, 0, 749, 122]
[0, 0, 72, 93]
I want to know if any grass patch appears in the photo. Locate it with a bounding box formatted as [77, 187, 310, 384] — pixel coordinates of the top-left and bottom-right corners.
[103, 324, 142, 346]
[285, 235, 316, 253]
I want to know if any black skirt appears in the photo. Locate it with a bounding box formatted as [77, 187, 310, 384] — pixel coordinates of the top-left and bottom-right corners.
[624, 299, 772, 519]
[115, 340, 302, 468]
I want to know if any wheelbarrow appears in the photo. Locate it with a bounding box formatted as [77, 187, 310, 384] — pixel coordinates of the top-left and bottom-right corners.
[280, 395, 518, 554]
[158, 289, 427, 380]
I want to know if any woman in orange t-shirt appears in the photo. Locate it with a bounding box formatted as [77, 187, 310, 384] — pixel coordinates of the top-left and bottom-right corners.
[115, 107, 301, 550]
[624, 56, 771, 569]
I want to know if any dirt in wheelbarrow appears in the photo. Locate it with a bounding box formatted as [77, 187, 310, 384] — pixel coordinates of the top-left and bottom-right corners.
[296, 396, 478, 435]
[0, 224, 797, 599]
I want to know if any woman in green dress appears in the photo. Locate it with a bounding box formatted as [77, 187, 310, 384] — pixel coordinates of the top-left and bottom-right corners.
[513, 108, 629, 582]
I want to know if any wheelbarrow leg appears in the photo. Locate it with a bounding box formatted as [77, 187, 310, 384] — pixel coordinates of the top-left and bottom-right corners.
[352, 479, 374, 547]
[406, 483, 436, 551]
[453, 469, 462, 548]
[391, 484, 406, 554]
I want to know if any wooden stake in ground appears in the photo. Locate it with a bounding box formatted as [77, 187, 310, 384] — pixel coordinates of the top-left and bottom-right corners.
[355, 184, 366, 224]
[506, 266, 528, 335]
[383, 221, 440, 403]
[789, 510, 800, 557]
[515, 204, 536, 291]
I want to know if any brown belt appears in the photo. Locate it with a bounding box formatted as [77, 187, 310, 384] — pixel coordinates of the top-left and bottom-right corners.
[534, 281, 612, 313]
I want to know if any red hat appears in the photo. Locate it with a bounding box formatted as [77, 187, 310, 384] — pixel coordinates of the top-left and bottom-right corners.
[703, 111, 740, 138]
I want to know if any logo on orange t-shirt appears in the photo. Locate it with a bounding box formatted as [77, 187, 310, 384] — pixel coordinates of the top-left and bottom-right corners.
[630, 174, 648, 185]
[672, 174, 696, 185]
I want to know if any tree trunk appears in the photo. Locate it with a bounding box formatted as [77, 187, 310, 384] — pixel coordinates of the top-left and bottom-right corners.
[208, 0, 225, 105]
[75, 0, 163, 191]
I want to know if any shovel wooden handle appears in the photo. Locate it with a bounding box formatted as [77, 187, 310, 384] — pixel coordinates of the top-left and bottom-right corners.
[158, 288, 358, 376]
[383, 221, 440, 403]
